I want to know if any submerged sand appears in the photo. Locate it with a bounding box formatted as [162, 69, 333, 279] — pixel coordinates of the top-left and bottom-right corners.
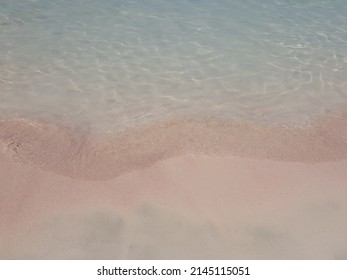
[0, 112, 347, 259]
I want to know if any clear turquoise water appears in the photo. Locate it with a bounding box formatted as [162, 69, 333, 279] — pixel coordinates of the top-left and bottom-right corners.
[1, 0, 347, 130]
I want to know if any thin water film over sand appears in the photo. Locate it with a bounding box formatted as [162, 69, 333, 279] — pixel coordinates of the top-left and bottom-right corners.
[1, 0, 347, 259]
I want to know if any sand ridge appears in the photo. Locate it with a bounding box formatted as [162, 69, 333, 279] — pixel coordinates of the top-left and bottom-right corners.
[1, 111, 347, 180]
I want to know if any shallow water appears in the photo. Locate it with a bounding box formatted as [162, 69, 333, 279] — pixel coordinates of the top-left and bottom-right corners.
[1, 0, 347, 128]
[1, 1, 347, 259]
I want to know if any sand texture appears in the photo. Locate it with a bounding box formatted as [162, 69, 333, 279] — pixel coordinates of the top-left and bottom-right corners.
[0, 113, 347, 259]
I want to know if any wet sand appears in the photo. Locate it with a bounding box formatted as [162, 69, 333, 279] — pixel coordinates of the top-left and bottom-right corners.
[0, 112, 347, 259]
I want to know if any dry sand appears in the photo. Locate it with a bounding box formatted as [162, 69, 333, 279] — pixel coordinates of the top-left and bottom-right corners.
[0, 112, 347, 259]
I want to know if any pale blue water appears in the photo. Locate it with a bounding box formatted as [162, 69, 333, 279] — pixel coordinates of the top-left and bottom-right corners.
[1, 0, 347, 130]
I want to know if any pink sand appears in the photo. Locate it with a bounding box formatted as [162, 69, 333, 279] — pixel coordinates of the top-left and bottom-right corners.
[0, 114, 347, 259]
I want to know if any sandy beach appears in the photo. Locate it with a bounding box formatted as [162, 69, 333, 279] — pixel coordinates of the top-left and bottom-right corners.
[1, 113, 347, 259]
[1, 0, 347, 264]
